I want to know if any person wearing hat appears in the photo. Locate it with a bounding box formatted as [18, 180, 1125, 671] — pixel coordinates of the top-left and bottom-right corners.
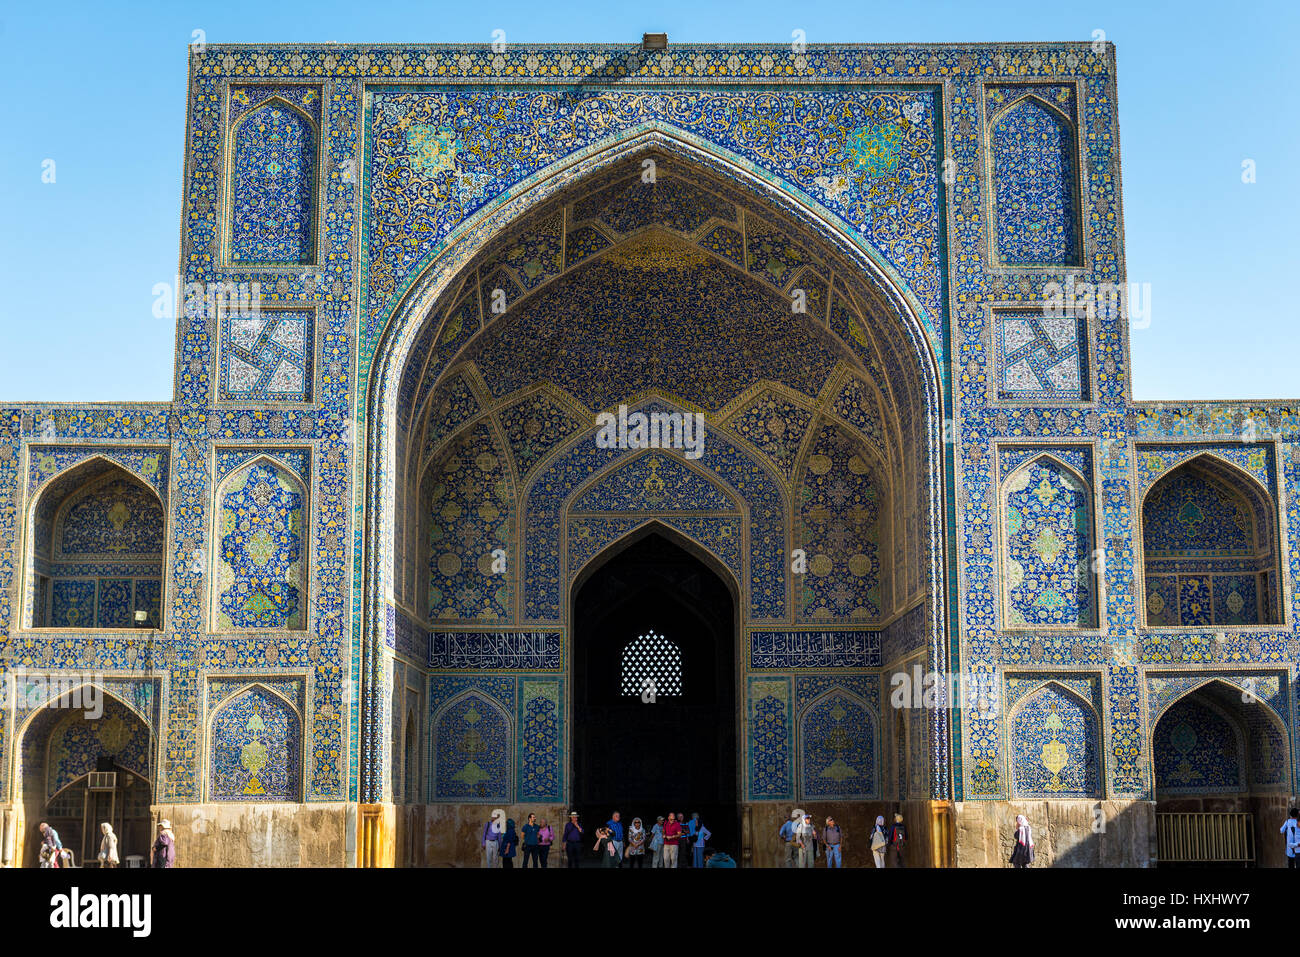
[887, 812, 908, 869]
[562, 811, 584, 868]
[649, 816, 665, 868]
[37, 822, 62, 868]
[794, 812, 818, 868]
[151, 819, 176, 868]
[822, 816, 843, 869]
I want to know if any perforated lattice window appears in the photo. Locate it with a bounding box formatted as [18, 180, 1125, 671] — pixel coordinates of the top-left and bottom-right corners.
[620, 631, 682, 697]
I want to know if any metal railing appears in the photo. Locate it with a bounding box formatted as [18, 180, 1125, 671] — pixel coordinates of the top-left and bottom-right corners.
[1156, 812, 1254, 864]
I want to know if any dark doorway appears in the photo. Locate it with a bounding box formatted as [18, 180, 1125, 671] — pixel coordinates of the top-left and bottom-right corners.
[572, 528, 738, 864]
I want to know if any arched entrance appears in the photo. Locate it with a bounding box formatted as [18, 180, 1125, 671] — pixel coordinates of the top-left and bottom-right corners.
[571, 527, 738, 858]
[17, 689, 154, 867]
[367, 134, 947, 866]
[1151, 679, 1291, 866]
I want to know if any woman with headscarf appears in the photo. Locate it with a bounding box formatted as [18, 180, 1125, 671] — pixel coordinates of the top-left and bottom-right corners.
[500, 818, 519, 868]
[98, 823, 120, 868]
[1010, 814, 1035, 868]
[151, 820, 176, 868]
[870, 816, 888, 869]
[624, 817, 647, 868]
[593, 826, 621, 868]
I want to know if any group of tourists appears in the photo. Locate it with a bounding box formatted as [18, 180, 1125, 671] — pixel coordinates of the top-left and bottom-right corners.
[35, 819, 176, 868]
[481, 809, 734, 868]
[776, 809, 904, 868]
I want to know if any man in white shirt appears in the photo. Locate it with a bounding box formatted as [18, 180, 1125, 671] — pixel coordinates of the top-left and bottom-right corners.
[794, 813, 818, 868]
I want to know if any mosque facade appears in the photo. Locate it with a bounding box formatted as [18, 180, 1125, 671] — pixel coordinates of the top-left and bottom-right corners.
[1, 40, 1296, 867]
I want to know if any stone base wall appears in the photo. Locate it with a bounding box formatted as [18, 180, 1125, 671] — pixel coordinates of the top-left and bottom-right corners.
[395, 804, 569, 867]
[147, 803, 354, 867]
[743, 800, 947, 867]
[955, 799, 1156, 867]
[11, 797, 1287, 867]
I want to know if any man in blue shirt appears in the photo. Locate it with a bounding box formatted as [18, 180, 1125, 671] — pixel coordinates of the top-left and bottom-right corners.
[606, 811, 624, 864]
[779, 815, 798, 868]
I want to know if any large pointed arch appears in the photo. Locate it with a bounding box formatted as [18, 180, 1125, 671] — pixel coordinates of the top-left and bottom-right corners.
[361, 126, 949, 805]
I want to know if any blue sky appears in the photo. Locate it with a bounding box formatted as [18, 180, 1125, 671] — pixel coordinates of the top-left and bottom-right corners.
[1, 0, 1295, 402]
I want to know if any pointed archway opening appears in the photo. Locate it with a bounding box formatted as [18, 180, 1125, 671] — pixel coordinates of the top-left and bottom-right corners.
[571, 527, 738, 862]
[18, 689, 154, 867]
[1151, 680, 1291, 866]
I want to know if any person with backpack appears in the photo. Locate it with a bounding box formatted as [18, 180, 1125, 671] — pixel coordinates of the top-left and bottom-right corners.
[870, 815, 888, 868]
[1280, 808, 1300, 868]
[822, 816, 843, 868]
[794, 813, 818, 868]
[37, 822, 62, 868]
[887, 813, 908, 868]
[537, 818, 555, 868]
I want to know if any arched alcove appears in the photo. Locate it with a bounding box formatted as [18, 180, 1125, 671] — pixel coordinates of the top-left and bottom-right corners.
[26, 459, 165, 629]
[1000, 453, 1098, 629]
[18, 688, 154, 867]
[798, 688, 877, 799]
[988, 90, 1082, 267]
[226, 95, 318, 265]
[1141, 455, 1281, 627]
[213, 457, 308, 631]
[1008, 681, 1102, 799]
[365, 134, 946, 818]
[208, 684, 303, 802]
[430, 690, 512, 802]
